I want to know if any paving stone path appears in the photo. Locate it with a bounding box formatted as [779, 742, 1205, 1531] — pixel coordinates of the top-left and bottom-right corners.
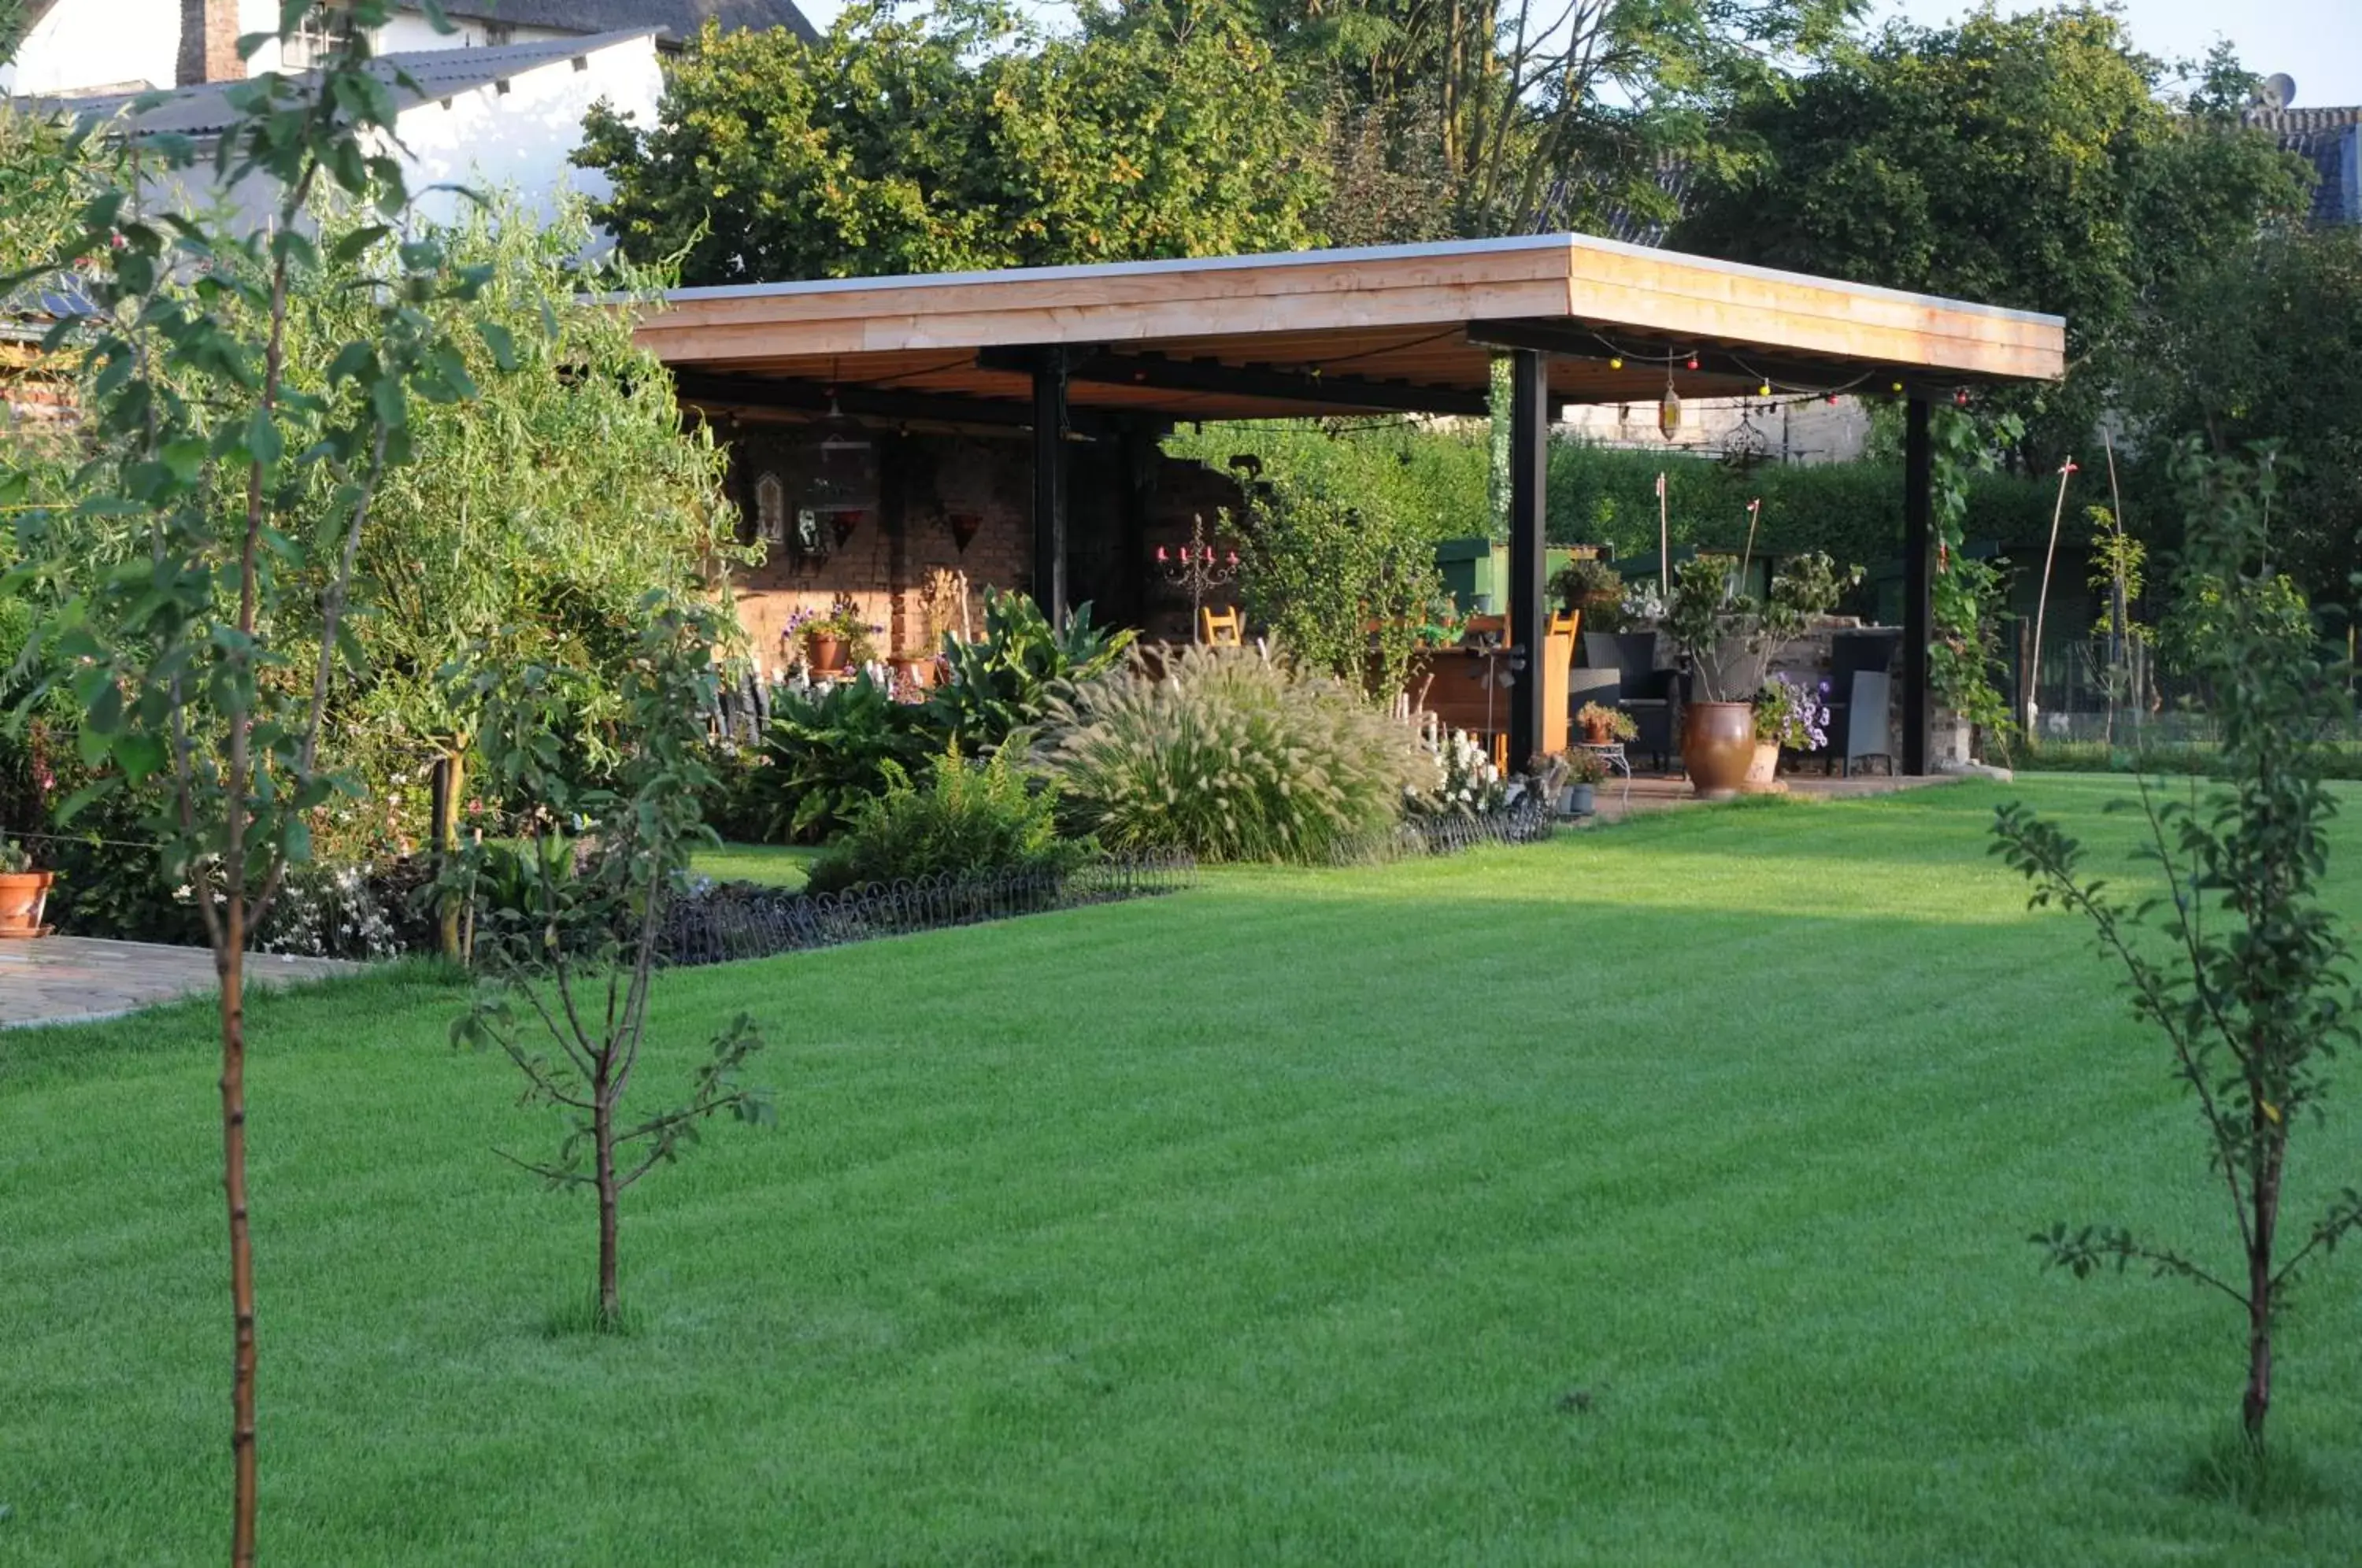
[0, 937, 355, 1029]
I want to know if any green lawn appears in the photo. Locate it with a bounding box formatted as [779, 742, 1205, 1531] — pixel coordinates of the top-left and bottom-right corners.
[5, 779, 2360, 1565]
[694, 840, 824, 889]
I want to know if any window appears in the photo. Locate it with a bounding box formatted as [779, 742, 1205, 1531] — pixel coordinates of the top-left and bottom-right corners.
[282, 5, 358, 70]
[483, 23, 515, 47]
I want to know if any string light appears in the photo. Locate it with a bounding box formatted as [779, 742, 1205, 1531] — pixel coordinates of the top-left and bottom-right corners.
[1685, 353, 1701, 372]
[1757, 380, 1772, 398]
[1609, 355, 1623, 371]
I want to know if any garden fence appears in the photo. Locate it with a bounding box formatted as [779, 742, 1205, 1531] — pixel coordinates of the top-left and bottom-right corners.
[657, 854, 1198, 967]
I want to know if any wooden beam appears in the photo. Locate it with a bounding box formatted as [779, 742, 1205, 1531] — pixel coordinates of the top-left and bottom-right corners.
[669, 369, 1135, 438]
[1903, 396, 1934, 776]
[1508, 349, 1549, 770]
[981, 346, 1490, 416]
[1033, 349, 1069, 631]
[1467, 318, 1951, 396]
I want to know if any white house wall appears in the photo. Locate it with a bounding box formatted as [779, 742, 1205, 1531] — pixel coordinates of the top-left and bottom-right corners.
[2, 3, 575, 94]
[394, 37, 660, 227]
[367, 15, 579, 54]
[2, 0, 186, 94]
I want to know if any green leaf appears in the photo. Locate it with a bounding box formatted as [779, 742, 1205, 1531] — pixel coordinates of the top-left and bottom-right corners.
[475, 321, 519, 372]
[246, 408, 283, 469]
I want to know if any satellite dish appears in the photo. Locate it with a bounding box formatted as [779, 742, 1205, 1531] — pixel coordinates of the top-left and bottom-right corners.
[2258, 72, 2297, 110]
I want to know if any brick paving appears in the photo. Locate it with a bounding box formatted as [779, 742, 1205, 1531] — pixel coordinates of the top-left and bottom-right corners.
[0, 937, 355, 1029]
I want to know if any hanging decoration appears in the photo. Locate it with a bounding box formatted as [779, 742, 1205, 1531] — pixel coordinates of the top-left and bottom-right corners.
[946, 511, 983, 553]
[1657, 374, 1683, 442]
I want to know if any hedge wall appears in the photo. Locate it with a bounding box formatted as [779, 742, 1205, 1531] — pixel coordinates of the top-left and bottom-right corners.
[1164, 421, 2057, 573]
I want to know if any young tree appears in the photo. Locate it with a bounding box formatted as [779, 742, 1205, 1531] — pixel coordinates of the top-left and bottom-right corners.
[576, 0, 1325, 285]
[452, 590, 773, 1331]
[1990, 445, 2362, 1454]
[2, 6, 484, 1560]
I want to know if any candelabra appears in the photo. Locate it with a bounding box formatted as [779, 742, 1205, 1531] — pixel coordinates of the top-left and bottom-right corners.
[1155, 512, 1240, 642]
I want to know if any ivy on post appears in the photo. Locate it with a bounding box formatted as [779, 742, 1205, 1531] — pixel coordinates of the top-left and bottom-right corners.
[0, 5, 490, 1561]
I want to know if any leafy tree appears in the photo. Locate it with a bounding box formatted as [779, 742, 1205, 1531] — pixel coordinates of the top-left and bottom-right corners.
[2115, 223, 2362, 614]
[449, 595, 765, 1332]
[1991, 444, 2362, 1458]
[289, 194, 744, 857]
[453, 591, 773, 1332]
[1233, 470, 1442, 701]
[1672, 11, 2308, 461]
[1116, 0, 1861, 242]
[1, 6, 486, 1559]
[576, 0, 1326, 284]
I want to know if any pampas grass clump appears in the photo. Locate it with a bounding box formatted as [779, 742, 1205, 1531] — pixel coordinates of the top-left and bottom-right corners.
[1038, 644, 1437, 864]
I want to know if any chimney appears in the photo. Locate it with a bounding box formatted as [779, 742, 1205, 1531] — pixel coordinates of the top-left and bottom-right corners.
[176, 0, 243, 86]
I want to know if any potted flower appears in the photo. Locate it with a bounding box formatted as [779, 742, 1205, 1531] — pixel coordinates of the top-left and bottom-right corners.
[800, 594, 879, 675]
[1664, 552, 1856, 800]
[1560, 747, 1610, 815]
[1549, 556, 1626, 631]
[0, 837, 55, 939]
[1749, 672, 1831, 788]
[1575, 701, 1637, 747]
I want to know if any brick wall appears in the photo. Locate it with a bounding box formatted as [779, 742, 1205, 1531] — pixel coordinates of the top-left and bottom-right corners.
[720, 423, 1243, 673]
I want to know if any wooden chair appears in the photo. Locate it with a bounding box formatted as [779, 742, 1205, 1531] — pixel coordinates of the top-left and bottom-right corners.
[1546, 609, 1581, 642]
[1200, 605, 1243, 646]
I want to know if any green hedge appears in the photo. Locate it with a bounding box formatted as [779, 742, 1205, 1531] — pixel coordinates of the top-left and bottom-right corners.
[1164, 422, 2057, 573]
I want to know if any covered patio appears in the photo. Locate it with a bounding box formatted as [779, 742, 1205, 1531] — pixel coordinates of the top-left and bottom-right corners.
[637, 233, 2064, 775]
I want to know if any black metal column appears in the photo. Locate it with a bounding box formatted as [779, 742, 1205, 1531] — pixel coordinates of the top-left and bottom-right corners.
[1031, 349, 1070, 631]
[1507, 348, 1550, 769]
[1902, 394, 1933, 776]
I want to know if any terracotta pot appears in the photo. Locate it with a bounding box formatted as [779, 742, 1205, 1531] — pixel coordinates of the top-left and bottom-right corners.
[1681, 701, 1757, 801]
[805, 631, 845, 672]
[0, 869, 55, 937]
[1579, 719, 1613, 745]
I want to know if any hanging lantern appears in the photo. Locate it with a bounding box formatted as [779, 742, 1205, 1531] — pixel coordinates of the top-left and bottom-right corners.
[1657, 375, 1683, 442]
[802, 389, 879, 550]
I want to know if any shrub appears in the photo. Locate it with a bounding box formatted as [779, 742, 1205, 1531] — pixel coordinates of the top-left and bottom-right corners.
[1038, 644, 1436, 864]
[805, 743, 1087, 896]
[924, 589, 1135, 753]
[1233, 472, 1442, 703]
[750, 675, 933, 843]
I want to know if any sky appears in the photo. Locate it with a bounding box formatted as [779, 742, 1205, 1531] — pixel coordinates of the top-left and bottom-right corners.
[795, 0, 2362, 107]
[1884, 0, 2362, 105]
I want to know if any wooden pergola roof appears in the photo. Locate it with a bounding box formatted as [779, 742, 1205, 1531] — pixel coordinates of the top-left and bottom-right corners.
[637, 232, 2064, 427]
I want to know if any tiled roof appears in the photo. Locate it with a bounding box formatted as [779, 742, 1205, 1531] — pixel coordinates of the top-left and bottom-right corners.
[2244, 105, 2362, 226]
[44, 28, 657, 139]
[413, 2, 818, 45]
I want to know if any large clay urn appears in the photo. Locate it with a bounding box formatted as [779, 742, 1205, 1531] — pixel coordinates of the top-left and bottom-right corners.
[1682, 701, 1757, 801]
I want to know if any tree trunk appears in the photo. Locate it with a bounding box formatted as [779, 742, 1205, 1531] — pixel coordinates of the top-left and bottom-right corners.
[594, 1091, 620, 1329]
[2244, 1126, 2284, 1445]
[218, 903, 257, 1567]
[434, 750, 465, 960]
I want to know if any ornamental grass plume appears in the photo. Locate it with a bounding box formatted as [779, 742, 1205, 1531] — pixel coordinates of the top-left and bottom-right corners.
[1036, 643, 1436, 864]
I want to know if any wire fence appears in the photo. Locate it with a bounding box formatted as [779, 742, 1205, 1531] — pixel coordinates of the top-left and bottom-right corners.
[656, 854, 1199, 968]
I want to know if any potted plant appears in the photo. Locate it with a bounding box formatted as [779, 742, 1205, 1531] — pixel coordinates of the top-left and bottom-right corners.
[0, 837, 55, 939]
[1549, 556, 1626, 631]
[1664, 552, 1856, 800]
[800, 594, 879, 675]
[1575, 701, 1637, 747]
[1560, 747, 1610, 815]
[1749, 672, 1831, 788]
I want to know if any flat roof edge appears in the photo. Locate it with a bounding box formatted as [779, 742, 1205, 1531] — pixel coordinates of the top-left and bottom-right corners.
[648, 232, 2064, 333]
